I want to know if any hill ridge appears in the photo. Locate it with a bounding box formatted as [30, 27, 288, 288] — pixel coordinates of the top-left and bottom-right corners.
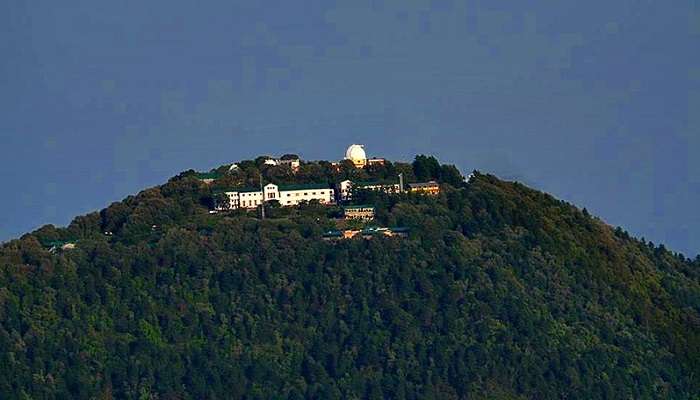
[1, 155, 698, 399]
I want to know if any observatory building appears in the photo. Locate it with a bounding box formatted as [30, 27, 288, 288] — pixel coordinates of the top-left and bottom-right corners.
[344, 144, 385, 168]
[345, 144, 367, 168]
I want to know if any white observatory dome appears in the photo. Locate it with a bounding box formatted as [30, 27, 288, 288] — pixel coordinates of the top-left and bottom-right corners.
[345, 144, 367, 162]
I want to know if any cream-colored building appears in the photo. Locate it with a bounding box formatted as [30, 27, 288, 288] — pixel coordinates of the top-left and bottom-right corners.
[408, 181, 440, 195]
[343, 205, 375, 221]
[218, 183, 335, 210]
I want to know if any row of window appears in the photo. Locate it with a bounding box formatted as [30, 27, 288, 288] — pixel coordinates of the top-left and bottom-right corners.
[240, 200, 261, 207]
[268, 191, 331, 199]
[284, 190, 328, 197]
[236, 198, 331, 208]
[285, 199, 327, 205]
[238, 190, 330, 198]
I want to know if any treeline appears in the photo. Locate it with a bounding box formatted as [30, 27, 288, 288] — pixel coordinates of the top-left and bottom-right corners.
[195, 154, 464, 191]
[0, 161, 698, 398]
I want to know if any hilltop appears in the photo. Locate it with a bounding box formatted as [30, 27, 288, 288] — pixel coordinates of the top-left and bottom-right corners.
[0, 155, 699, 399]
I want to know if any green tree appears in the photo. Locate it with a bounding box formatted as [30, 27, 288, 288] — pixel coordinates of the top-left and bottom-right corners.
[412, 155, 441, 181]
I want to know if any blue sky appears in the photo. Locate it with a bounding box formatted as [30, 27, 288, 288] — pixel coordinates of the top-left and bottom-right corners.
[1, 1, 699, 256]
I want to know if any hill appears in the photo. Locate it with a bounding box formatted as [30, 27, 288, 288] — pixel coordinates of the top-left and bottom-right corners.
[0, 156, 699, 399]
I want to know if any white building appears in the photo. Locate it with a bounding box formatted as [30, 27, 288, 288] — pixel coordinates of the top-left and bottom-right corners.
[263, 157, 301, 172]
[218, 183, 335, 210]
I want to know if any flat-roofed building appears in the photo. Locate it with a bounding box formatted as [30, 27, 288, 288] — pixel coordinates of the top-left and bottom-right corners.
[237, 188, 265, 208]
[217, 183, 335, 210]
[277, 183, 335, 206]
[338, 179, 401, 201]
[408, 181, 440, 195]
[322, 227, 409, 241]
[343, 205, 375, 221]
[367, 158, 386, 166]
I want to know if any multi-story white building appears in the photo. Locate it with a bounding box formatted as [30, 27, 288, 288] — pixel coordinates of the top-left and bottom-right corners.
[218, 183, 335, 210]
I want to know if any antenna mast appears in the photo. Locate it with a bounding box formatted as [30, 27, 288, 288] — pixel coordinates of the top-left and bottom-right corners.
[259, 173, 265, 220]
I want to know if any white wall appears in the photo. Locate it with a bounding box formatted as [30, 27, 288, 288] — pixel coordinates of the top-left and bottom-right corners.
[222, 186, 335, 209]
[278, 188, 334, 206]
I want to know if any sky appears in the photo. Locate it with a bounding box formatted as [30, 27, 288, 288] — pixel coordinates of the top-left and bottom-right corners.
[1, 1, 699, 256]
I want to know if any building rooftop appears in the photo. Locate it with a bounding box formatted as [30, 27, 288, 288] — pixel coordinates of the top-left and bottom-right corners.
[354, 180, 399, 186]
[215, 183, 331, 194]
[238, 187, 262, 193]
[278, 183, 330, 191]
[213, 187, 258, 194]
[408, 181, 439, 188]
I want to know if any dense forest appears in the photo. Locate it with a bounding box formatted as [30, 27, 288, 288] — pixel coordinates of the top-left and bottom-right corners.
[1, 156, 699, 399]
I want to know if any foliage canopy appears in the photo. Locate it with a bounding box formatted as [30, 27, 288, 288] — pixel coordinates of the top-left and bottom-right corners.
[0, 157, 698, 399]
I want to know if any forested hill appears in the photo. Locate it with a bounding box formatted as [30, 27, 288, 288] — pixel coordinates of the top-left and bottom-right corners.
[1, 157, 699, 399]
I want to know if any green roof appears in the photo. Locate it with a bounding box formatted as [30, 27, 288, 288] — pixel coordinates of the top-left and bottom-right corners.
[278, 183, 330, 191]
[212, 187, 259, 194]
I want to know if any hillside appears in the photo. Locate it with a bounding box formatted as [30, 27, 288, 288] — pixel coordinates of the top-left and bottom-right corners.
[1, 156, 699, 399]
